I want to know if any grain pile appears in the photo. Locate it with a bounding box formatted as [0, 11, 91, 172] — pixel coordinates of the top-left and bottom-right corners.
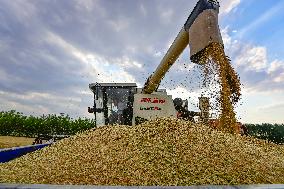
[1, 118, 284, 185]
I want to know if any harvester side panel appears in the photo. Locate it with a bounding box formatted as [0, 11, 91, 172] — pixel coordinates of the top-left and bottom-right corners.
[132, 93, 176, 125]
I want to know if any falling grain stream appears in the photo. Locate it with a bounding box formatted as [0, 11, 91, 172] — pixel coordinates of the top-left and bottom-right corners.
[197, 42, 241, 134]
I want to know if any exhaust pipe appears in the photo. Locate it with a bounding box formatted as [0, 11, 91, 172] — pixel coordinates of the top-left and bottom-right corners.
[142, 0, 223, 94]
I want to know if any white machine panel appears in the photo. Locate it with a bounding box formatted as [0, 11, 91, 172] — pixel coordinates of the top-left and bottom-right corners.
[132, 93, 177, 125]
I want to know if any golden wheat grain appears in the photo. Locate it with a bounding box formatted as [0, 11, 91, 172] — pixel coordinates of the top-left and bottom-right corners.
[0, 118, 284, 185]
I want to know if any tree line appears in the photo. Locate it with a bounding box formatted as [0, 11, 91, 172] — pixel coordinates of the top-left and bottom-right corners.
[0, 110, 96, 137]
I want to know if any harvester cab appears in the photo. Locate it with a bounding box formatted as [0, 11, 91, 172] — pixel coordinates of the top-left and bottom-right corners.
[88, 0, 223, 126]
[88, 83, 137, 126]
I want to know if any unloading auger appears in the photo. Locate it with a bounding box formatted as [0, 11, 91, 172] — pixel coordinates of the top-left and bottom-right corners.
[142, 0, 222, 94]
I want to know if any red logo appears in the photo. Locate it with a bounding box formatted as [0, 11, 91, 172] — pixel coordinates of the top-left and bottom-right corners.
[140, 98, 165, 104]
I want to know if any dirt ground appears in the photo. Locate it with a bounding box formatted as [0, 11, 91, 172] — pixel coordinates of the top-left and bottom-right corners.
[0, 136, 35, 149]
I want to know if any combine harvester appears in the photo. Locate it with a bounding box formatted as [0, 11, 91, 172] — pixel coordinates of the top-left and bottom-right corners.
[2, 0, 223, 164]
[88, 0, 243, 133]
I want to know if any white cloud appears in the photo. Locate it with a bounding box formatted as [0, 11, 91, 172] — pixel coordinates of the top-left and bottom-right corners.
[233, 43, 284, 92]
[75, 0, 95, 12]
[269, 60, 284, 83]
[219, 0, 241, 15]
[0, 41, 8, 52]
[108, 18, 130, 32]
[7, 1, 37, 21]
[221, 26, 232, 47]
[114, 56, 143, 69]
[273, 75, 284, 83]
[45, 31, 138, 84]
[0, 90, 78, 116]
[235, 46, 267, 72]
[259, 102, 284, 112]
[158, 5, 174, 24]
[139, 4, 147, 17]
[221, 26, 240, 53]
[154, 51, 162, 58]
[268, 60, 284, 73]
[236, 91, 284, 124]
[221, 26, 284, 90]
[85, 54, 137, 83]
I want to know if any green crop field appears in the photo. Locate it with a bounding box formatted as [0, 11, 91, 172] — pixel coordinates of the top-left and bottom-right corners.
[0, 136, 35, 149]
[0, 110, 96, 138]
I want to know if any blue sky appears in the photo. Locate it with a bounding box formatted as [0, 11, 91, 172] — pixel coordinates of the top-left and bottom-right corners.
[217, 0, 284, 123]
[0, 0, 284, 123]
[222, 0, 284, 61]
